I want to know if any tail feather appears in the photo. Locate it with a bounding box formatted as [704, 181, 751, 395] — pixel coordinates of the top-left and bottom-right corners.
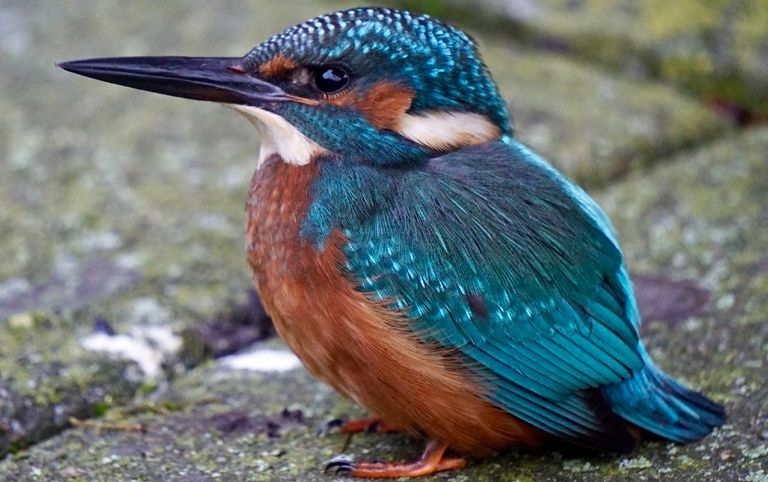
[603, 352, 725, 443]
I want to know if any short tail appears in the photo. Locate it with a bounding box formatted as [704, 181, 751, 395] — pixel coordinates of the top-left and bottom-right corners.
[602, 350, 725, 443]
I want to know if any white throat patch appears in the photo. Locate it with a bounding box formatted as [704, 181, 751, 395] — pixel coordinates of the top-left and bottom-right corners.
[227, 104, 323, 168]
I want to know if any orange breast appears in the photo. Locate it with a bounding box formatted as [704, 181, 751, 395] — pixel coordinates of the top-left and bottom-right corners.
[245, 156, 544, 456]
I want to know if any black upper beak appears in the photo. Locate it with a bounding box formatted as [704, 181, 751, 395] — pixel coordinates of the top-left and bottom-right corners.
[57, 56, 288, 107]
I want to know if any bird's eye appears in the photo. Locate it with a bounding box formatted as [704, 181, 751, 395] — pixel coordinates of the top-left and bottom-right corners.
[314, 66, 349, 94]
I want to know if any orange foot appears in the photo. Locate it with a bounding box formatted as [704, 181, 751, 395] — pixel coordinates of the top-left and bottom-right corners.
[325, 440, 467, 479]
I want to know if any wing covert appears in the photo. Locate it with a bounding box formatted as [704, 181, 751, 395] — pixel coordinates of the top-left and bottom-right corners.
[340, 141, 644, 446]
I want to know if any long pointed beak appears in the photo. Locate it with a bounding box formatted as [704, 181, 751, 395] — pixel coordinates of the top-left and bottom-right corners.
[57, 56, 288, 107]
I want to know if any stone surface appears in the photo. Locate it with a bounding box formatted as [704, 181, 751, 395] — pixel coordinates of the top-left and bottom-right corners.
[399, 0, 768, 117]
[595, 127, 768, 482]
[0, 0, 366, 458]
[3, 125, 767, 480]
[0, 357, 361, 482]
[485, 43, 726, 186]
[0, 0, 765, 480]
[0, 311, 137, 457]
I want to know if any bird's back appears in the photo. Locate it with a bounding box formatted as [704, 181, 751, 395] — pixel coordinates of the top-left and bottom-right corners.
[302, 138, 724, 451]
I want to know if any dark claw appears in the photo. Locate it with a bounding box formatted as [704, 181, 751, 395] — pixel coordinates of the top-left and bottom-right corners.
[317, 418, 345, 436]
[365, 421, 381, 433]
[324, 457, 354, 474]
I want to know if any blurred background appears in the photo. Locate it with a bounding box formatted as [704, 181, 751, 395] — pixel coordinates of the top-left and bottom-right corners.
[1, 1, 767, 480]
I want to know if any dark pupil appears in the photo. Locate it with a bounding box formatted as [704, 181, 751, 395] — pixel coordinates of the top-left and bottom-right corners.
[315, 67, 348, 93]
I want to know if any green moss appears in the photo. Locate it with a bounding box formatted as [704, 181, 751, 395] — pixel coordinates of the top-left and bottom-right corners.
[0, 307, 141, 456]
[483, 42, 727, 187]
[398, 0, 768, 115]
[1, 0, 767, 480]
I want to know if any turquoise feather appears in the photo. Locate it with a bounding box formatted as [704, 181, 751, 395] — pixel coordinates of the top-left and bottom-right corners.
[304, 136, 724, 450]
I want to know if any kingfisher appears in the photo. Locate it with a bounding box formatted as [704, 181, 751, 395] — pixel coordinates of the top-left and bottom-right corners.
[59, 7, 725, 478]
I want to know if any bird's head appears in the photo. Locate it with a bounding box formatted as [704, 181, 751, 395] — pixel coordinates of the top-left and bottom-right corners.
[59, 7, 510, 167]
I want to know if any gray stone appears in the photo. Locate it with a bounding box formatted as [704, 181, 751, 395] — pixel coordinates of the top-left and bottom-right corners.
[0, 1, 764, 480]
[485, 42, 726, 186]
[400, 0, 768, 116]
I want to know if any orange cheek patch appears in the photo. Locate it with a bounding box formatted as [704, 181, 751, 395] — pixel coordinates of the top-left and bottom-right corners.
[258, 53, 298, 79]
[328, 82, 415, 130]
[358, 82, 415, 130]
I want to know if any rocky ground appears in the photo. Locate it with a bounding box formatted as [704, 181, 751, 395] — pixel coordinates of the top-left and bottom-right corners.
[0, 1, 766, 481]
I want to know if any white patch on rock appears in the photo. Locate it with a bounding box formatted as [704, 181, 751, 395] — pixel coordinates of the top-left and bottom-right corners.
[0, 277, 30, 300]
[220, 348, 301, 372]
[227, 104, 323, 168]
[79, 230, 122, 250]
[81, 325, 181, 379]
[130, 297, 172, 325]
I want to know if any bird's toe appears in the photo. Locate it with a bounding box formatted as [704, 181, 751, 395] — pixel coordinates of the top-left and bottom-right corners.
[324, 455, 355, 474]
[317, 418, 345, 436]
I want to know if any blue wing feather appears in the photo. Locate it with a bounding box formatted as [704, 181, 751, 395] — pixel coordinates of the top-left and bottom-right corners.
[308, 138, 722, 449]
[333, 139, 642, 447]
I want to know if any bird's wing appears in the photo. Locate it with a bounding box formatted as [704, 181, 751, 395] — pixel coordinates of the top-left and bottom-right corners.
[341, 141, 644, 449]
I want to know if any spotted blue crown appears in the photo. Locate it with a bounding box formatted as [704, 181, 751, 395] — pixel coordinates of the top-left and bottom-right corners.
[244, 7, 511, 134]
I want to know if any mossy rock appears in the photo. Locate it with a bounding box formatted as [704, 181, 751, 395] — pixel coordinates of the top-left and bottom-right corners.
[399, 0, 768, 117]
[0, 0, 361, 461]
[0, 311, 138, 457]
[1, 1, 764, 479]
[485, 42, 727, 186]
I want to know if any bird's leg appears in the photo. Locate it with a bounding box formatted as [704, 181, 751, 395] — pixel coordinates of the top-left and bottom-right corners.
[325, 439, 467, 478]
[321, 417, 394, 435]
[339, 417, 393, 434]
